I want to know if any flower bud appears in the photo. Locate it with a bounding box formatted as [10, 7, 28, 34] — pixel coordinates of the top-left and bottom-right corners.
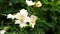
[34, 1, 42, 7]
[4, 26, 9, 31]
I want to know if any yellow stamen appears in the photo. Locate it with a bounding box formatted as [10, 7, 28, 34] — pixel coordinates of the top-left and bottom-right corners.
[19, 15, 26, 22]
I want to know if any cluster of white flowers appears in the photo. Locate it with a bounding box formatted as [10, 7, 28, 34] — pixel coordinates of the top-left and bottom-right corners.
[1, 0, 42, 34]
[7, 0, 42, 29]
[7, 9, 37, 28]
[26, 0, 42, 7]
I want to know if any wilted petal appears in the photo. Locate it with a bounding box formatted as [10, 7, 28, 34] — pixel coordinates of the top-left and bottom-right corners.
[26, 16, 30, 22]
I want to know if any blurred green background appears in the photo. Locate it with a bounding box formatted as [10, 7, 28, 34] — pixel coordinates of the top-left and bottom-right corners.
[0, 0, 60, 34]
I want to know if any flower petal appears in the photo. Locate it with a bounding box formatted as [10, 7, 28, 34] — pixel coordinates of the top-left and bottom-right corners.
[26, 0, 35, 6]
[20, 9, 28, 16]
[15, 13, 21, 19]
[31, 23, 35, 28]
[0, 30, 6, 34]
[19, 22, 27, 28]
[7, 14, 15, 19]
[15, 20, 21, 24]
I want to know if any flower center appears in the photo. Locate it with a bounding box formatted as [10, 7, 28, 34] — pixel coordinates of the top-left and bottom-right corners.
[35, 3, 40, 7]
[30, 19, 35, 23]
[19, 15, 26, 22]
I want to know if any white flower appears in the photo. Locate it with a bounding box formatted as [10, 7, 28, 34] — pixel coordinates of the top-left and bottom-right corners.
[26, 0, 35, 6]
[34, 1, 42, 7]
[15, 9, 28, 23]
[0, 30, 6, 34]
[7, 14, 15, 19]
[29, 15, 37, 28]
[15, 17, 30, 28]
[15, 9, 29, 28]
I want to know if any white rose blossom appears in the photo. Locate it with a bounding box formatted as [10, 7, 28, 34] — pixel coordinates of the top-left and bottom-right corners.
[29, 15, 37, 28]
[0, 30, 6, 34]
[15, 9, 29, 28]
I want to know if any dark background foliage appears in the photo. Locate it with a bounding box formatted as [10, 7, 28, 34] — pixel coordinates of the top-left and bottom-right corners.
[0, 0, 60, 34]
